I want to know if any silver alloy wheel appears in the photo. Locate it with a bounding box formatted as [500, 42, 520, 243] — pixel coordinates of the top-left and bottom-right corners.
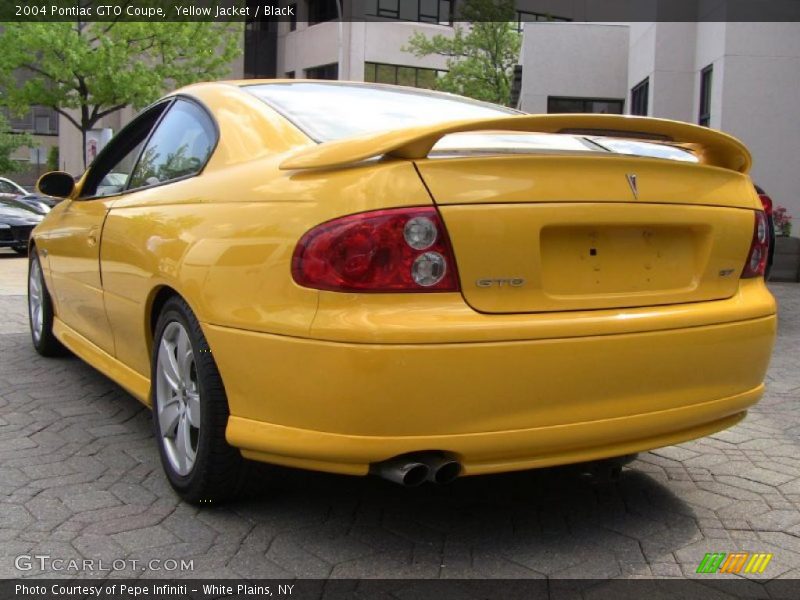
[156, 321, 201, 476]
[28, 257, 43, 343]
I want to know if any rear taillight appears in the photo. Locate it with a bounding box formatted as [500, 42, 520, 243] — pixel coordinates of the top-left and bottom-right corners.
[292, 207, 460, 292]
[758, 193, 773, 216]
[741, 211, 769, 278]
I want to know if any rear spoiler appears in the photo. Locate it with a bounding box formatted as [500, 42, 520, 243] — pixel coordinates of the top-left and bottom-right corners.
[279, 114, 751, 173]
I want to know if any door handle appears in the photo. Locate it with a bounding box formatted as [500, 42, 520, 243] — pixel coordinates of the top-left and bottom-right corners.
[87, 228, 98, 247]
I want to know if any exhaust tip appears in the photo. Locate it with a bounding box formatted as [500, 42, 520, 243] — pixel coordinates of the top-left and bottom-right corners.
[371, 459, 430, 487]
[371, 453, 462, 486]
[402, 463, 430, 487]
[431, 460, 461, 485]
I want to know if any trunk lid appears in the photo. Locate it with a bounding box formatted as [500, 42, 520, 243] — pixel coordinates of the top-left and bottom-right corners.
[416, 154, 758, 314]
[280, 112, 758, 314]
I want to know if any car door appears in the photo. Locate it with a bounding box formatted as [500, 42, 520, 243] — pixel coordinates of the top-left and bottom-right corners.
[99, 98, 218, 376]
[44, 102, 169, 354]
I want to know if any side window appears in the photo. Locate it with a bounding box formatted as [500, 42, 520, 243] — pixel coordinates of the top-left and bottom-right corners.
[95, 140, 146, 197]
[0, 180, 16, 193]
[80, 102, 168, 199]
[128, 100, 215, 190]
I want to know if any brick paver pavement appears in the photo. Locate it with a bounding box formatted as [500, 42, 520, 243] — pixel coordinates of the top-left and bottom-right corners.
[1, 250, 799, 580]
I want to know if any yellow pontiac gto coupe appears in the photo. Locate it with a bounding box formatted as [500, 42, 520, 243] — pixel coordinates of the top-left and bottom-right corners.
[29, 81, 776, 503]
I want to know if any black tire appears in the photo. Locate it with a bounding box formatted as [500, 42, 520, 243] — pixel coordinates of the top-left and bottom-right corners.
[151, 296, 248, 505]
[28, 251, 66, 357]
[13, 246, 28, 256]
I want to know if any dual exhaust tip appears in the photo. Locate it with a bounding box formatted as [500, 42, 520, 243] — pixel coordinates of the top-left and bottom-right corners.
[371, 453, 462, 487]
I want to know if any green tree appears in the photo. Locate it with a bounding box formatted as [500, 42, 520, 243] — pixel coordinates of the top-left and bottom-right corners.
[0, 113, 32, 174]
[46, 145, 59, 172]
[403, 0, 520, 105]
[0, 20, 241, 168]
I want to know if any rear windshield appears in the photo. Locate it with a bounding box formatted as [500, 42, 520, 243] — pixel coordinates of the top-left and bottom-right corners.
[246, 82, 519, 142]
[246, 82, 695, 161]
[588, 137, 699, 162]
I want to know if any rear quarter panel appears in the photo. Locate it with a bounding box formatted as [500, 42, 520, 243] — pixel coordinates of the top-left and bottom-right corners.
[99, 159, 434, 378]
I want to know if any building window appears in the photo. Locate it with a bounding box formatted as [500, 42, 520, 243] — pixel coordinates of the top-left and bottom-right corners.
[516, 10, 571, 33]
[630, 77, 649, 116]
[365, 0, 452, 24]
[547, 97, 624, 114]
[509, 64, 523, 108]
[364, 62, 442, 89]
[308, 0, 339, 25]
[3, 106, 58, 136]
[244, 17, 278, 78]
[289, 3, 297, 30]
[305, 63, 339, 80]
[699, 64, 713, 127]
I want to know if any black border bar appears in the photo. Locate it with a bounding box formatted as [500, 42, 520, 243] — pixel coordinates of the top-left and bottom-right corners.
[3, 0, 800, 22]
[3, 578, 800, 600]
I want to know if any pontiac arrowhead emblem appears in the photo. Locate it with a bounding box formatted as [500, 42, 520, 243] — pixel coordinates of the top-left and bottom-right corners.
[626, 174, 639, 200]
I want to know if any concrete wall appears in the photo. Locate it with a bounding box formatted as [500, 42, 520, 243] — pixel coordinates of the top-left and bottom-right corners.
[627, 22, 698, 121]
[278, 21, 340, 77]
[362, 21, 451, 71]
[518, 22, 629, 114]
[717, 23, 800, 220]
[692, 21, 727, 129]
[276, 20, 452, 81]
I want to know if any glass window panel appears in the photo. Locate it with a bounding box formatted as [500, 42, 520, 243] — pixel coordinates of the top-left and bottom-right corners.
[419, 0, 438, 21]
[129, 101, 215, 189]
[416, 69, 438, 89]
[439, 0, 451, 23]
[399, 0, 416, 20]
[375, 63, 397, 84]
[590, 100, 623, 114]
[248, 82, 517, 142]
[95, 140, 146, 197]
[305, 63, 339, 80]
[396, 66, 416, 87]
[377, 0, 399, 17]
[548, 97, 584, 113]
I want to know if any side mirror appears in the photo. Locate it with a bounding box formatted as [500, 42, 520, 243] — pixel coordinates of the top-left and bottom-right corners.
[37, 171, 75, 199]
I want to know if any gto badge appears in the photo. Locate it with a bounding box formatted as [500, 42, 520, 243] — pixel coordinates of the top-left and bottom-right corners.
[476, 278, 526, 288]
[626, 173, 639, 200]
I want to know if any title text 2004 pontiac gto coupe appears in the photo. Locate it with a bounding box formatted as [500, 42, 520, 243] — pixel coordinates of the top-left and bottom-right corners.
[28, 81, 776, 503]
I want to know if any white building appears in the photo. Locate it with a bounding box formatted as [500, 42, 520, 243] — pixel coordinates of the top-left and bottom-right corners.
[518, 21, 800, 218]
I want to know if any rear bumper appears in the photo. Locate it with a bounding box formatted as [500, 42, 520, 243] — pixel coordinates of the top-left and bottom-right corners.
[228, 392, 754, 476]
[207, 306, 776, 476]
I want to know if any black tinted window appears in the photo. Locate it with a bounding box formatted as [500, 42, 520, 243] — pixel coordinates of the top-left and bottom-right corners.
[129, 100, 215, 189]
[80, 103, 167, 199]
[94, 140, 146, 197]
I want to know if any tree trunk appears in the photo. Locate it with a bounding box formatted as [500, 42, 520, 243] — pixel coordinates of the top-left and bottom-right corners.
[81, 127, 87, 171]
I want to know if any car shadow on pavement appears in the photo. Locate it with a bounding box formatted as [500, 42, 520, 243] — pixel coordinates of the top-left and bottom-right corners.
[219, 456, 698, 578]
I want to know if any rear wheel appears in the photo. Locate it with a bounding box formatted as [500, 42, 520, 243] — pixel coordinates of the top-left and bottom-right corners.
[28, 251, 65, 356]
[151, 296, 248, 504]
